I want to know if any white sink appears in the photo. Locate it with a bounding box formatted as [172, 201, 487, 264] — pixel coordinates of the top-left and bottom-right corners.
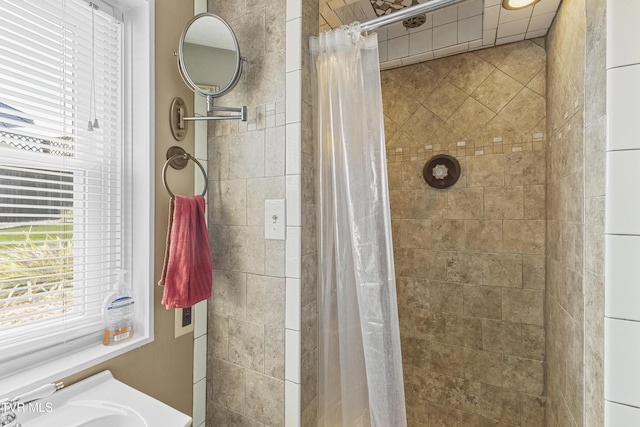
[16, 371, 192, 427]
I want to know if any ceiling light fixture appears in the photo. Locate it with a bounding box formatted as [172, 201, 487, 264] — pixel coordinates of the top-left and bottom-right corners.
[502, 0, 541, 10]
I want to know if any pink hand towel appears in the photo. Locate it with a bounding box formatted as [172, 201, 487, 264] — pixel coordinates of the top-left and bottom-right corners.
[158, 195, 212, 309]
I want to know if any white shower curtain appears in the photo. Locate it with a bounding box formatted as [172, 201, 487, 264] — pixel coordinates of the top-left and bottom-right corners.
[311, 24, 407, 427]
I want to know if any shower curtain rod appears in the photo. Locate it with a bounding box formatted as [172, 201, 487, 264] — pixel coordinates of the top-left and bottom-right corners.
[358, 0, 467, 33]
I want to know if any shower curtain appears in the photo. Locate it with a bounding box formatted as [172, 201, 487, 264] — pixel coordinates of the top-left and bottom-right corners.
[311, 24, 407, 427]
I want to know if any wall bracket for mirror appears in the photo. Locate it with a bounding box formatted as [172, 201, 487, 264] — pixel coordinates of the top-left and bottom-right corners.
[170, 12, 247, 140]
[170, 96, 246, 140]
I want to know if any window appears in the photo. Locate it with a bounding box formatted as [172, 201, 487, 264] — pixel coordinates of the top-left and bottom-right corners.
[0, 0, 153, 386]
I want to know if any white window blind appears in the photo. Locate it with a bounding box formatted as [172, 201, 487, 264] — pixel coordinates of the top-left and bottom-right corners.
[0, 0, 125, 366]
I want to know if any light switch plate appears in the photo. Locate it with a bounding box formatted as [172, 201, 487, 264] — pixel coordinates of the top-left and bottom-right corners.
[265, 199, 286, 240]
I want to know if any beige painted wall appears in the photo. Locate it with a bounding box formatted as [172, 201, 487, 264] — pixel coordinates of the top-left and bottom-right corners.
[62, 0, 196, 416]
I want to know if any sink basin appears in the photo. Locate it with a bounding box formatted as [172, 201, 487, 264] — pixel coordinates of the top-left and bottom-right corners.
[16, 371, 192, 427]
[25, 401, 145, 427]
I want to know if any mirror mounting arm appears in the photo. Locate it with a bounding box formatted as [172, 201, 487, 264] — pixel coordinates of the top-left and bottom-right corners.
[205, 96, 247, 121]
[170, 96, 247, 141]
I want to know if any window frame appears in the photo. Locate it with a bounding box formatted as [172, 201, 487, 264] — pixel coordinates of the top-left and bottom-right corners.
[0, 0, 154, 397]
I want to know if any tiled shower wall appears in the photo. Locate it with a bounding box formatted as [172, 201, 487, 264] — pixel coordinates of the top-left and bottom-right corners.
[545, 0, 606, 425]
[583, 0, 605, 424]
[545, 0, 586, 422]
[204, 0, 318, 425]
[604, 1, 640, 423]
[298, 0, 319, 425]
[205, 0, 288, 425]
[382, 40, 547, 426]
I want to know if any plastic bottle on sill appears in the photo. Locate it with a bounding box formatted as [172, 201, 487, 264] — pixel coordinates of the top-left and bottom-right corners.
[102, 270, 135, 345]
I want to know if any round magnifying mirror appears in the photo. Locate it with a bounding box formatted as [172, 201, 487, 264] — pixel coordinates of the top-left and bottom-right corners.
[178, 13, 242, 98]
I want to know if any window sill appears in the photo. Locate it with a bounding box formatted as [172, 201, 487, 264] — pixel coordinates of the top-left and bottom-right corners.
[0, 334, 153, 398]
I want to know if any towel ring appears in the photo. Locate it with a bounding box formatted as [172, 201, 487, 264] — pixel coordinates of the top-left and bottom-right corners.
[162, 147, 208, 197]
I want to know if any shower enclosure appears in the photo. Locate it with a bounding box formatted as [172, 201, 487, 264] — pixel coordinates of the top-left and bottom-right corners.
[205, 0, 606, 424]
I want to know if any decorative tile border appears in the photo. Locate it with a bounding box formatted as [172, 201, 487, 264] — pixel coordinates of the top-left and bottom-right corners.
[386, 132, 546, 163]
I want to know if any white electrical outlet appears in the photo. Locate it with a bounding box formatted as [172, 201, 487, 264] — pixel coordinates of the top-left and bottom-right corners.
[265, 199, 286, 240]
